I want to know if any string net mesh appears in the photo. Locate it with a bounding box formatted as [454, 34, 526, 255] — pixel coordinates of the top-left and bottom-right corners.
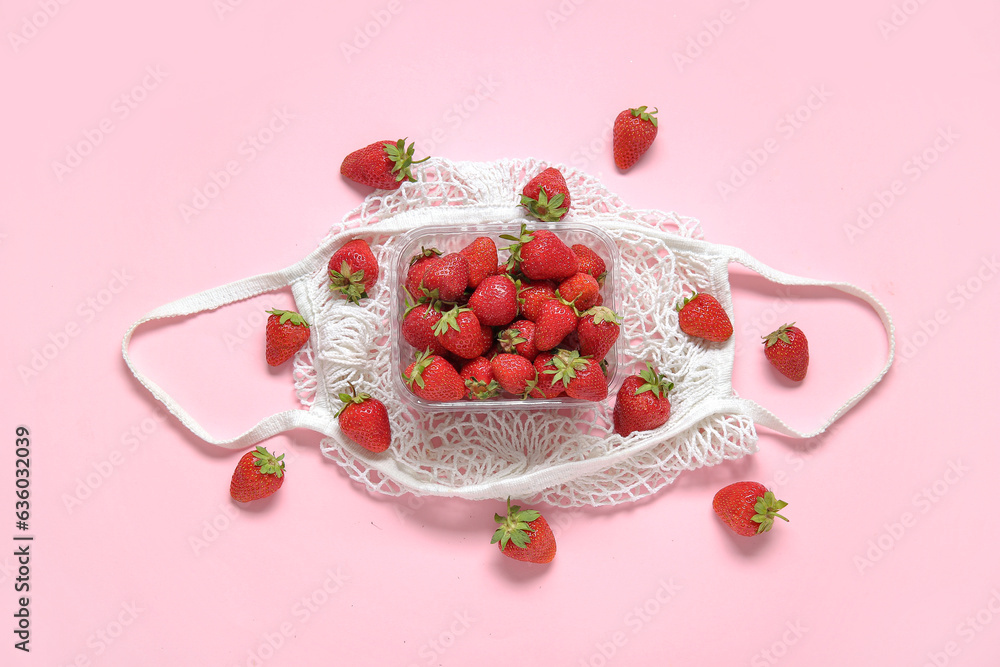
[292, 158, 757, 507]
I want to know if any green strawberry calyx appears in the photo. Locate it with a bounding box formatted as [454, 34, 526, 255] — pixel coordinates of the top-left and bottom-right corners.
[409, 246, 442, 266]
[762, 323, 796, 348]
[496, 327, 528, 353]
[630, 105, 658, 128]
[752, 491, 790, 534]
[266, 309, 309, 327]
[520, 186, 568, 223]
[329, 260, 370, 304]
[403, 349, 435, 389]
[500, 224, 535, 271]
[431, 305, 471, 337]
[491, 497, 541, 549]
[583, 306, 621, 326]
[675, 291, 700, 312]
[383, 138, 430, 183]
[544, 349, 591, 387]
[335, 382, 371, 418]
[466, 377, 500, 400]
[251, 445, 285, 479]
[634, 362, 673, 398]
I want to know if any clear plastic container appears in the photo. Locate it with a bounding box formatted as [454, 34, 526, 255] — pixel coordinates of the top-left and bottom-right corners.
[389, 220, 623, 412]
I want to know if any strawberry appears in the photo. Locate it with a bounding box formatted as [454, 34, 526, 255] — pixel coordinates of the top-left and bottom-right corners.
[517, 280, 557, 322]
[491, 498, 556, 564]
[496, 319, 538, 362]
[577, 306, 621, 362]
[265, 309, 310, 366]
[468, 274, 519, 327]
[421, 253, 470, 303]
[528, 353, 566, 398]
[401, 301, 448, 356]
[230, 446, 286, 502]
[501, 225, 578, 281]
[490, 354, 537, 397]
[762, 323, 809, 381]
[459, 237, 499, 289]
[520, 167, 571, 222]
[534, 298, 579, 351]
[677, 292, 733, 342]
[432, 307, 491, 359]
[571, 244, 607, 284]
[460, 357, 500, 400]
[612, 363, 673, 436]
[329, 239, 379, 304]
[340, 138, 428, 190]
[545, 349, 608, 401]
[403, 350, 466, 402]
[557, 272, 600, 311]
[613, 106, 658, 171]
[404, 247, 442, 300]
[713, 482, 789, 537]
[336, 385, 391, 453]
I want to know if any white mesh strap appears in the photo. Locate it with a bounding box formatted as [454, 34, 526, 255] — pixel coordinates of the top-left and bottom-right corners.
[722, 245, 895, 438]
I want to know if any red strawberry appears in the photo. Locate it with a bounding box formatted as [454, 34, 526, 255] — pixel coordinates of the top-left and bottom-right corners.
[545, 349, 608, 401]
[612, 363, 673, 436]
[571, 244, 607, 284]
[340, 138, 429, 190]
[492, 498, 556, 564]
[329, 239, 379, 304]
[460, 357, 500, 400]
[613, 106, 658, 171]
[265, 309, 310, 366]
[534, 298, 579, 351]
[403, 350, 465, 402]
[557, 272, 600, 311]
[502, 225, 578, 281]
[677, 292, 733, 342]
[459, 237, 499, 289]
[577, 307, 621, 362]
[432, 307, 491, 359]
[468, 275, 519, 327]
[405, 247, 442, 300]
[230, 446, 286, 502]
[762, 323, 809, 381]
[336, 385, 391, 453]
[490, 354, 537, 396]
[520, 167, 571, 222]
[401, 301, 448, 357]
[528, 353, 566, 398]
[517, 280, 557, 322]
[713, 482, 789, 537]
[496, 319, 538, 362]
[421, 253, 470, 303]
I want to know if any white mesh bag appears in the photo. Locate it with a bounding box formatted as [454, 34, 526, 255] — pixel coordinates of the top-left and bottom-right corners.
[123, 158, 894, 507]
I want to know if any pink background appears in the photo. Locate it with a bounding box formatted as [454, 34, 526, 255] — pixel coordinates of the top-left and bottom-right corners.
[3, 0, 999, 665]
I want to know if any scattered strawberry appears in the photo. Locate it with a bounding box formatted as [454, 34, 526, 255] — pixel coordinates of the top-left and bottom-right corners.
[336, 384, 391, 453]
[421, 253, 470, 302]
[460, 357, 500, 400]
[340, 138, 429, 189]
[265, 309, 310, 366]
[329, 239, 379, 304]
[459, 237, 499, 289]
[762, 323, 809, 381]
[468, 275, 519, 327]
[497, 319, 538, 362]
[677, 292, 733, 342]
[545, 349, 608, 401]
[405, 247, 442, 300]
[502, 225, 578, 281]
[577, 306, 621, 362]
[517, 280, 557, 322]
[403, 350, 466, 402]
[713, 482, 789, 537]
[401, 300, 448, 357]
[557, 272, 600, 311]
[520, 167, 571, 222]
[534, 298, 580, 351]
[613, 106, 658, 171]
[490, 354, 537, 396]
[432, 307, 491, 359]
[528, 353, 567, 398]
[612, 363, 673, 436]
[230, 446, 286, 502]
[571, 244, 607, 284]
[492, 497, 556, 564]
